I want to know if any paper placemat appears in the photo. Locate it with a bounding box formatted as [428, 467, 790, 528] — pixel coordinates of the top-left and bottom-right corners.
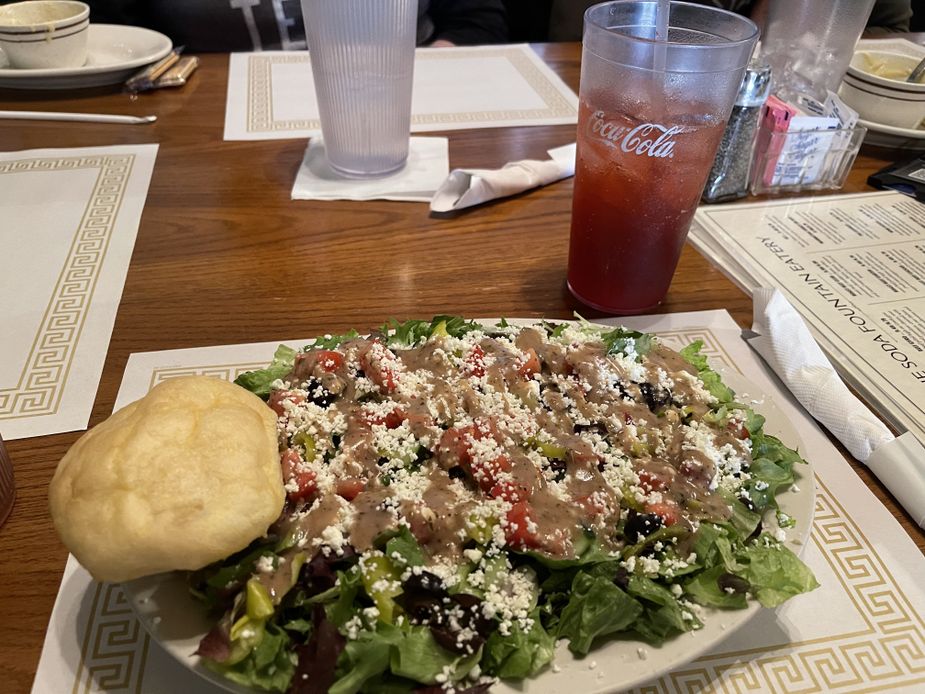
[31, 310, 925, 693]
[224, 44, 579, 141]
[0, 144, 158, 441]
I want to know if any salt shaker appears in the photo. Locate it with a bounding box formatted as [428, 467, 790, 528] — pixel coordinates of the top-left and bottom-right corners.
[702, 60, 772, 203]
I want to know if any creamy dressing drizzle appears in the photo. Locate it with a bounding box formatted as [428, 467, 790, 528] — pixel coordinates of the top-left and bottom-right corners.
[267, 326, 746, 574]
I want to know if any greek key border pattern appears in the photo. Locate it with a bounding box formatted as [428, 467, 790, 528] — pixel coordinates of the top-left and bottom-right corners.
[0, 155, 134, 419]
[245, 48, 577, 133]
[71, 329, 924, 692]
[72, 582, 149, 694]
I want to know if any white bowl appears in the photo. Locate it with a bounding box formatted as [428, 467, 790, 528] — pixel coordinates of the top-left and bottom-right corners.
[839, 50, 925, 129]
[0, 1, 90, 69]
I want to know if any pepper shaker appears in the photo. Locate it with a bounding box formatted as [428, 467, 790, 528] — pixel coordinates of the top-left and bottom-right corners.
[702, 60, 772, 203]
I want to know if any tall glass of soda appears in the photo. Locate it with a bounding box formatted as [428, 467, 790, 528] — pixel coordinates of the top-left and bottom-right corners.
[567, 1, 758, 314]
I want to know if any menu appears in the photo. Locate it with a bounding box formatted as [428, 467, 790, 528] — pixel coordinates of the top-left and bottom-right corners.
[691, 191, 925, 446]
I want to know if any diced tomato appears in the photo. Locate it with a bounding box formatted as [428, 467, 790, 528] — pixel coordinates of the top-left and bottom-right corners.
[359, 342, 400, 393]
[726, 419, 750, 440]
[517, 348, 540, 378]
[289, 470, 318, 502]
[470, 454, 512, 493]
[488, 479, 528, 503]
[280, 448, 302, 477]
[437, 418, 497, 469]
[268, 390, 305, 417]
[679, 459, 711, 486]
[576, 493, 608, 516]
[637, 469, 668, 493]
[504, 501, 541, 549]
[336, 477, 365, 501]
[464, 345, 486, 377]
[384, 408, 406, 429]
[644, 501, 681, 527]
[408, 509, 434, 544]
[437, 427, 471, 468]
[316, 350, 345, 373]
[280, 448, 317, 502]
[365, 406, 407, 429]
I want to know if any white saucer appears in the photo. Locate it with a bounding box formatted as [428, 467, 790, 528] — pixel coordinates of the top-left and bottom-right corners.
[0, 24, 172, 89]
[859, 118, 925, 150]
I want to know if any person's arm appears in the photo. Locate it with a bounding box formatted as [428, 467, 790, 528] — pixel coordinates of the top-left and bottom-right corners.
[427, 0, 508, 46]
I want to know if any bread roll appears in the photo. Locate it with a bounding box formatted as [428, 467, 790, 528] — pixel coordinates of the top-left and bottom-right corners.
[49, 376, 284, 583]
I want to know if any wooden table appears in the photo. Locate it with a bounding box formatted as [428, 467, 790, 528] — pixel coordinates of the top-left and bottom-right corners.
[0, 44, 921, 693]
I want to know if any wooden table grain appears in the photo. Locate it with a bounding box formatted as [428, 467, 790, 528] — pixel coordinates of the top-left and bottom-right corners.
[0, 44, 921, 693]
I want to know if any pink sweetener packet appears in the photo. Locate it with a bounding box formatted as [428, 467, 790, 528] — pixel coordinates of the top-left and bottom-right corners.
[755, 95, 800, 187]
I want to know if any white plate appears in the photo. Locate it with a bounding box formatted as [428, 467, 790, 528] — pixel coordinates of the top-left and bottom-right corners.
[124, 328, 815, 694]
[859, 118, 925, 150]
[0, 24, 172, 89]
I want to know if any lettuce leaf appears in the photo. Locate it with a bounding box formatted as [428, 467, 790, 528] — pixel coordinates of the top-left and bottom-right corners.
[329, 629, 393, 694]
[627, 575, 699, 642]
[482, 609, 555, 679]
[556, 572, 643, 655]
[208, 623, 295, 693]
[234, 344, 297, 399]
[679, 341, 735, 404]
[737, 539, 820, 607]
[381, 315, 480, 348]
[389, 626, 481, 685]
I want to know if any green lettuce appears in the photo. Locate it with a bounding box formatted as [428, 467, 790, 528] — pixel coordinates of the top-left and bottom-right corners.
[737, 539, 820, 608]
[556, 572, 643, 655]
[482, 609, 555, 679]
[234, 344, 297, 398]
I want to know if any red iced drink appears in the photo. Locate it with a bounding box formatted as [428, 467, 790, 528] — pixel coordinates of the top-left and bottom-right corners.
[566, 2, 757, 314]
[567, 102, 726, 313]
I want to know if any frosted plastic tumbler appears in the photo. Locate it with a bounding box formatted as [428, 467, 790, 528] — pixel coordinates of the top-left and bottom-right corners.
[0, 434, 13, 527]
[762, 0, 875, 103]
[301, 0, 416, 179]
[567, 1, 757, 314]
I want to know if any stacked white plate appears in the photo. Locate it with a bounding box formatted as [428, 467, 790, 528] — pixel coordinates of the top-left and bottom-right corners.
[839, 38, 925, 150]
[0, 23, 172, 89]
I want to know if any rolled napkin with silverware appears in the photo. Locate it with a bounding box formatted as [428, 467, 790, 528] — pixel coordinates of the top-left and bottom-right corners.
[747, 287, 925, 528]
[430, 142, 575, 213]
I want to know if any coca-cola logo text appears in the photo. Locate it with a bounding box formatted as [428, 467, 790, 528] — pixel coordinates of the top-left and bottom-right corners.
[588, 110, 681, 158]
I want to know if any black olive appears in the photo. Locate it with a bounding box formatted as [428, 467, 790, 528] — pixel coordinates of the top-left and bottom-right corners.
[403, 571, 447, 597]
[623, 510, 664, 543]
[639, 382, 671, 412]
[746, 519, 763, 543]
[304, 377, 337, 408]
[613, 566, 630, 590]
[299, 546, 358, 596]
[717, 572, 750, 595]
[396, 592, 442, 623]
[448, 466, 467, 480]
[426, 592, 493, 655]
[574, 422, 607, 436]
[544, 457, 567, 482]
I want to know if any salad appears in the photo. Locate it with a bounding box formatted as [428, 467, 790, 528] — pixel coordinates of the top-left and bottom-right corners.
[189, 317, 818, 693]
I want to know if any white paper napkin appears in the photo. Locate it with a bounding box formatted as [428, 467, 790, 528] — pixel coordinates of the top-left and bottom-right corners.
[749, 287, 925, 527]
[291, 137, 449, 202]
[430, 142, 576, 213]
